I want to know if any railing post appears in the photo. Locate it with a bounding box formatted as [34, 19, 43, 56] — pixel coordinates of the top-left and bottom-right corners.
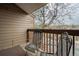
[27, 30, 29, 42]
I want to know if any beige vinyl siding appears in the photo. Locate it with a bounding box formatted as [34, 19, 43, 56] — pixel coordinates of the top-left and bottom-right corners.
[0, 4, 34, 50]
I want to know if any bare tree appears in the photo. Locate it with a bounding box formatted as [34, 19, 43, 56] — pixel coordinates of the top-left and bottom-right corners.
[33, 3, 78, 29]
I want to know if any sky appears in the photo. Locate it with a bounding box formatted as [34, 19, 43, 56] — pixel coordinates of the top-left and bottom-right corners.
[63, 3, 79, 25]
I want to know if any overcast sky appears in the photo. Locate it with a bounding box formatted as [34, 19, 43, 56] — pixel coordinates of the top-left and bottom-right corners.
[63, 3, 79, 25]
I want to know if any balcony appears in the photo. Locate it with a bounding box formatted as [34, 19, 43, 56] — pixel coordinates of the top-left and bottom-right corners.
[0, 3, 79, 56]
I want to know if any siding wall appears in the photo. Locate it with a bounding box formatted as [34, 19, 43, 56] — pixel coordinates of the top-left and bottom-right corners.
[0, 4, 34, 50]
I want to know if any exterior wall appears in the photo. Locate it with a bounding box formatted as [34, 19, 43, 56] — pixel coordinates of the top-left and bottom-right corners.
[0, 4, 34, 50]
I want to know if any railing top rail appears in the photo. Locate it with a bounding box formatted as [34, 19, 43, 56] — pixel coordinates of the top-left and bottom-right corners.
[27, 29, 79, 36]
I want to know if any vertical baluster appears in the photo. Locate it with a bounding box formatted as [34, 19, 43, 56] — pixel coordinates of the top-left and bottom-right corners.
[48, 33, 50, 53]
[39, 32, 40, 48]
[33, 31, 36, 49]
[46, 33, 48, 53]
[53, 34, 54, 55]
[40, 32, 42, 50]
[36, 31, 39, 49]
[39, 32, 41, 49]
[66, 35, 68, 56]
[61, 34, 63, 56]
[41, 32, 43, 50]
[42, 33, 43, 50]
[56, 34, 58, 56]
[37, 32, 39, 49]
[44, 33, 45, 51]
[73, 36, 75, 56]
[35, 32, 37, 49]
[51, 34, 53, 53]
[45, 33, 46, 52]
[37, 31, 40, 49]
[49, 33, 51, 53]
[33, 31, 35, 44]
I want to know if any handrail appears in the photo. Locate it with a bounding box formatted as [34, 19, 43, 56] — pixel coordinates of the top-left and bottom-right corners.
[27, 29, 79, 36]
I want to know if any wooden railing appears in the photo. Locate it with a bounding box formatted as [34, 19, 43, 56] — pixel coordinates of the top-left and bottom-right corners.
[26, 29, 79, 56]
